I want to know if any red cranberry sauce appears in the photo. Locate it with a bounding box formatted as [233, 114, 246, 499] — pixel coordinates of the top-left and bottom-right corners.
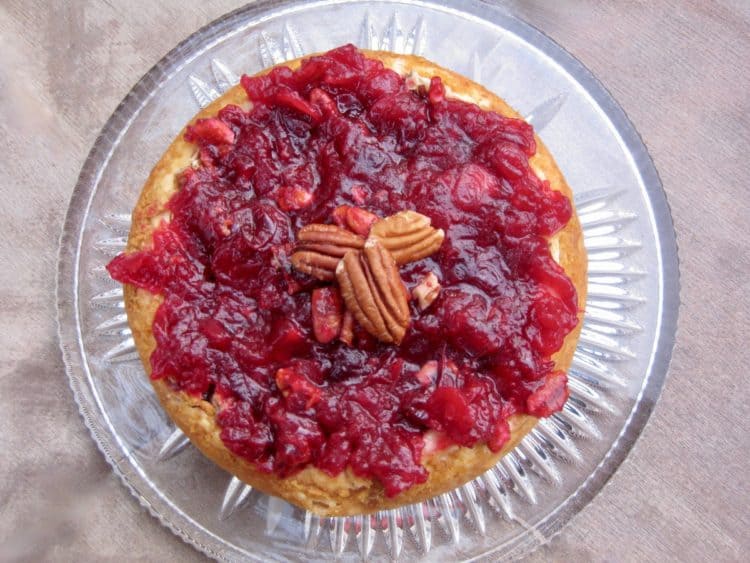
[108, 45, 578, 496]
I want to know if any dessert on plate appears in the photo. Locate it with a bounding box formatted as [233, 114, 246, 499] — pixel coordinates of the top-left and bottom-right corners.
[108, 45, 586, 516]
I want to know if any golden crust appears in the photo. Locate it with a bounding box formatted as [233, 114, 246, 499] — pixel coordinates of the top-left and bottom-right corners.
[122, 50, 587, 516]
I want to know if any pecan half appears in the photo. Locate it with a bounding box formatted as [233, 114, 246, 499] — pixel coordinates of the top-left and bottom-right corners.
[290, 224, 365, 280]
[336, 239, 410, 344]
[369, 210, 445, 265]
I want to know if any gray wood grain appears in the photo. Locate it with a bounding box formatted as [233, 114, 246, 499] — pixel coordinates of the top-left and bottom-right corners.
[0, 0, 747, 560]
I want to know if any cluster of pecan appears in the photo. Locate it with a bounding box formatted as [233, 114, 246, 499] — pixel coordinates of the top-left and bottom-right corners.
[290, 210, 445, 344]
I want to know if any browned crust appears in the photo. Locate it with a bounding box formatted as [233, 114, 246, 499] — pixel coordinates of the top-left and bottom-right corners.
[122, 50, 587, 516]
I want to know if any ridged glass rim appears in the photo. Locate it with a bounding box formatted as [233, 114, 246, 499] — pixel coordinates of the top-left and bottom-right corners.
[56, 0, 680, 560]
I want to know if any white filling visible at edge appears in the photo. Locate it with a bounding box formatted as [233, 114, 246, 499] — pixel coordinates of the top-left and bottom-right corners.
[151, 211, 172, 227]
[408, 70, 489, 106]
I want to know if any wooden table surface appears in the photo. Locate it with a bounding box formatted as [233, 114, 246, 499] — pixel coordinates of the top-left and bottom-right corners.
[1, 1, 748, 560]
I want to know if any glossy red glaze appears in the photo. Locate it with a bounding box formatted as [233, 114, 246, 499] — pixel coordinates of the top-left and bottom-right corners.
[108, 45, 578, 496]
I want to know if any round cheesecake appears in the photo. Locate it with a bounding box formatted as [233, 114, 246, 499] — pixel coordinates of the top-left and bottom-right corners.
[108, 45, 587, 516]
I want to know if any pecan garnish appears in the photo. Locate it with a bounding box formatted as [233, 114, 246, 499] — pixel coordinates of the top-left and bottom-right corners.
[290, 224, 365, 281]
[336, 239, 410, 344]
[369, 210, 445, 265]
[289, 209, 445, 345]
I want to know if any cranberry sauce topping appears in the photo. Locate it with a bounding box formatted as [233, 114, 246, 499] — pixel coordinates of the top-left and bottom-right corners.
[108, 45, 578, 496]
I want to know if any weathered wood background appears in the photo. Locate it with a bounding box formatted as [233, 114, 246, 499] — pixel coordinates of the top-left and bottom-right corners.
[0, 0, 747, 560]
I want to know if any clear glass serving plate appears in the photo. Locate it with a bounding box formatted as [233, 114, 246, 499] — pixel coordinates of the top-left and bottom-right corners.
[56, 0, 679, 560]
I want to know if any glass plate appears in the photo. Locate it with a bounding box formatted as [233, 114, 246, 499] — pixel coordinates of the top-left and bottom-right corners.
[56, 0, 679, 560]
